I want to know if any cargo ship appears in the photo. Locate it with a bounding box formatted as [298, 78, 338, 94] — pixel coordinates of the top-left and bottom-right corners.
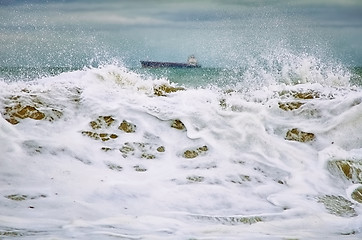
[140, 55, 201, 68]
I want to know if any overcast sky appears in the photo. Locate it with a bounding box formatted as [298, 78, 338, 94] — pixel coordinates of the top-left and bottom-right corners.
[1, 0, 361, 67]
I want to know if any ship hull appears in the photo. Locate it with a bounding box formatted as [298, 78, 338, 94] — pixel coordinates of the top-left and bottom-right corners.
[140, 61, 201, 68]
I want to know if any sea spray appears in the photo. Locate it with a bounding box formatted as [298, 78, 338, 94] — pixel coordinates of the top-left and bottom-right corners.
[237, 48, 352, 91]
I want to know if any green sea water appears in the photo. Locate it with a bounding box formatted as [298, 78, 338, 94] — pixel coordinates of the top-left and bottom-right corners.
[1, 65, 361, 89]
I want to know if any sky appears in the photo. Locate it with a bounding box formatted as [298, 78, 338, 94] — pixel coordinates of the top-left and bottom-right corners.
[0, 0, 362, 68]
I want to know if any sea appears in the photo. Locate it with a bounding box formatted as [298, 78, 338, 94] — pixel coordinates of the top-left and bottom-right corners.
[1, 1, 362, 239]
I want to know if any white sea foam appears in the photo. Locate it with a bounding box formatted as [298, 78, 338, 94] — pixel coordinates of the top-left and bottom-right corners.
[0, 65, 361, 239]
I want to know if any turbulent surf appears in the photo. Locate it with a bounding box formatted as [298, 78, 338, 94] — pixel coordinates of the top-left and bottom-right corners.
[1, 58, 362, 239]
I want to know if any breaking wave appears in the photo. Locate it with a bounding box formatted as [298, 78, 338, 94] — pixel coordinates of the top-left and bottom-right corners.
[0, 59, 362, 239]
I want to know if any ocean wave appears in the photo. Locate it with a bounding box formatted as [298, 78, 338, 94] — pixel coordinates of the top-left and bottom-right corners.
[0, 64, 362, 239]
